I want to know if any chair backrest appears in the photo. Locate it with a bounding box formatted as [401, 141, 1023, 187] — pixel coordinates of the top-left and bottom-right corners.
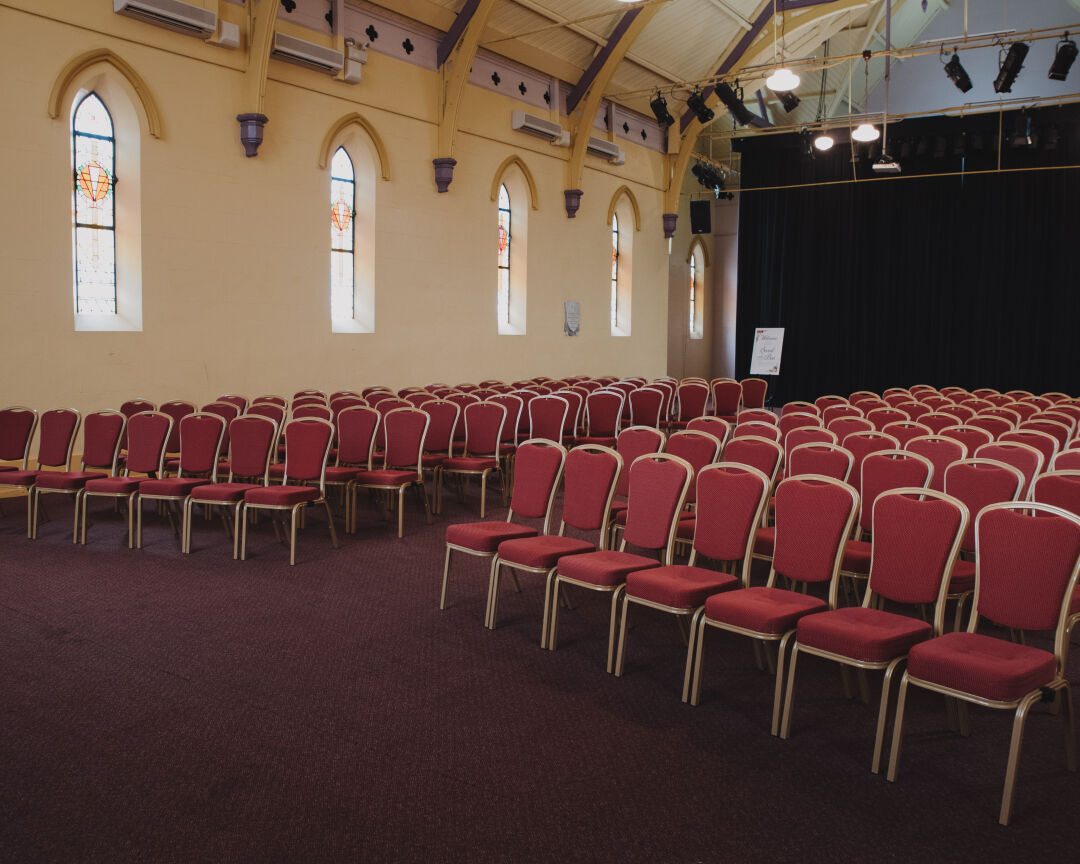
[649, 380, 676, 423]
[999, 428, 1058, 471]
[404, 392, 435, 408]
[712, 380, 742, 418]
[246, 402, 286, 428]
[862, 489, 968, 628]
[336, 405, 379, 468]
[686, 416, 730, 445]
[1053, 449, 1080, 471]
[125, 411, 173, 476]
[1032, 470, 1080, 522]
[554, 390, 584, 438]
[732, 421, 782, 443]
[1019, 395, 1053, 411]
[560, 445, 623, 542]
[159, 400, 196, 454]
[849, 390, 880, 406]
[777, 412, 822, 449]
[919, 412, 958, 434]
[973, 441, 1044, 499]
[462, 401, 506, 458]
[740, 377, 768, 409]
[202, 401, 241, 457]
[784, 426, 837, 462]
[296, 388, 328, 400]
[944, 458, 1025, 553]
[883, 392, 912, 408]
[281, 418, 334, 488]
[814, 394, 849, 412]
[939, 424, 993, 456]
[35, 408, 81, 470]
[866, 407, 910, 430]
[507, 439, 567, 532]
[722, 435, 784, 485]
[489, 394, 523, 445]
[690, 462, 771, 586]
[981, 405, 1022, 425]
[826, 415, 874, 442]
[529, 395, 569, 443]
[972, 503, 1080, 644]
[332, 390, 362, 401]
[781, 401, 820, 417]
[787, 442, 854, 483]
[420, 400, 460, 456]
[737, 408, 777, 425]
[904, 434, 968, 492]
[331, 396, 369, 416]
[897, 400, 930, 420]
[614, 426, 666, 497]
[586, 390, 625, 438]
[881, 420, 932, 448]
[253, 395, 287, 408]
[857, 450, 934, 534]
[382, 408, 429, 473]
[177, 413, 226, 479]
[227, 415, 278, 482]
[1020, 418, 1071, 450]
[1038, 410, 1077, 435]
[80, 410, 125, 473]
[622, 453, 693, 563]
[365, 391, 398, 406]
[445, 392, 480, 414]
[770, 475, 859, 588]
[118, 399, 154, 449]
[840, 431, 901, 495]
[822, 404, 864, 426]
[293, 404, 333, 421]
[628, 387, 663, 429]
[217, 394, 247, 413]
[939, 404, 976, 423]
[665, 430, 722, 505]
[968, 414, 1013, 440]
[675, 382, 710, 422]
[1008, 401, 1040, 422]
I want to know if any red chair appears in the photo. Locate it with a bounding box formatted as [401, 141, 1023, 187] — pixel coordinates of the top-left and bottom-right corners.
[904, 435, 967, 493]
[939, 424, 993, 457]
[724, 435, 784, 488]
[711, 379, 742, 422]
[242, 418, 339, 563]
[1031, 470, 1080, 642]
[939, 404, 976, 424]
[784, 426, 836, 463]
[998, 429, 1058, 475]
[252, 395, 287, 408]
[866, 407, 909, 430]
[331, 396, 369, 416]
[973, 441, 1044, 499]
[691, 475, 859, 733]
[664, 430, 722, 510]
[352, 408, 432, 538]
[200, 401, 240, 467]
[887, 502, 1080, 825]
[247, 402, 286, 428]
[419, 400, 460, 515]
[579, 390, 624, 446]
[0, 406, 38, 472]
[781, 401, 820, 417]
[440, 402, 507, 519]
[732, 421, 781, 442]
[778, 412, 822, 451]
[616, 462, 771, 699]
[217, 394, 247, 413]
[1009, 402, 1041, 423]
[1020, 417, 1071, 451]
[135, 413, 226, 549]
[881, 420, 932, 448]
[849, 390, 880, 406]
[672, 381, 710, 429]
[827, 415, 874, 443]
[296, 388, 328, 400]
[528, 395, 569, 444]
[686, 416, 730, 446]
[740, 378, 768, 410]
[608, 425, 667, 529]
[919, 411, 959, 434]
[183, 414, 279, 558]
[548, 453, 693, 671]
[737, 408, 777, 425]
[822, 404, 864, 426]
[840, 431, 901, 496]
[159, 400, 196, 457]
[293, 404, 332, 422]
[815, 394, 849, 412]
[442, 439, 567, 615]
[627, 387, 664, 430]
[333, 404, 380, 529]
[969, 414, 1013, 440]
[781, 488, 967, 772]
[787, 442, 854, 483]
[80, 411, 172, 547]
[488, 445, 623, 646]
[1, 408, 79, 538]
[118, 398, 153, 452]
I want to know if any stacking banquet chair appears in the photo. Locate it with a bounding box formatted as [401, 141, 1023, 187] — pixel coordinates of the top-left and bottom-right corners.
[627, 386, 663, 430]
[778, 412, 822, 453]
[898, 400, 931, 421]
[740, 377, 768, 409]
[293, 403, 333, 422]
[330, 405, 379, 532]
[159, 400, 196, 460]
[547, 453, 693, 672]
[217, 394, 247, 413]
[691, 475, 859, 735]
[781, 401, 819, 417]
[0, 405, 38, 472]
[867, 407, 910, 431]
[672, 381, 710, 429]
[247, 401, 286, 430]
[841, 431, 901, 497]
[784, 426, 837, 463]
[1000, 428, 1060, 472]
[1, 408, 79, 538]
[974, 440, 1044, 499]
[242, 417, 339, 564]
[352, 408, 432, 538]
[199, 401, 240, 467]
[487, 445, 623, 648]
[118, 398, 153, 453]
[616, 462, 771, 700]
[687, 416, 731, 446]
[489, 393, 523, 489]
[723, 435, 784, 511]
[554, 390, 584, 444]
[528, 395, 569, 444]
[815, 394, 850, 412]
[732, 421, 782, 443]
[780, 488, 968, 773]
[943, 458, 1025, 630]
[822, 404, 864, 426]
[905, 435, 968, 492]
[882, 420, 932, 449]
[80, 411, 172, 547]
[419, 400, 459, 515]
[608, 425, 667, 529]
[1031, 471, 1080, 642]
[578, 390, 623, 447]
[786, 442, 854, 483]
[31, 411, 124, 541]
[439, 401, 506, 519]
[183, 414, 279, 557]
[252, 395, 287, 408]
[737, 408, 777, 425]
[886, 501, 1080, 826]
[441, 439, 566, 616]
[920, 412, 960, 435]
[135, 412, 226, 549]
[827, 415, 874, 443]
[711, 379, 742, 423]
[939, 424, 993, 458]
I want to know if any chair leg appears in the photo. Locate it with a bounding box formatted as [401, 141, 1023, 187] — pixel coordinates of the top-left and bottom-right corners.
[873, 657, 905, 775]
[324, 500, 339, 548]
[886, 672, 912, 782]
[772, 631, 795, 736]
[1060, 682, 1078, 772]
[182, 497, 192, 554]
[607, 587, 625, 673]
[614, 594, 631, 677]
[421, 479, 432, 525]
[479, 472, 488, 519]
[1000, 692, 1040, 826]
[289, 506, 299, 565]
[547, 574, 562, 650]
[690, 620, 708, 706]
[540, 568, 557, 649]
[440, 546, 453, 610]
[133, 493, 141, 549]
[682, 607, 705, 703]
[79, 491, 89, 545]
[486, 559, 503, 630]
[779, 644, 801, 739]
[232, 503, 243, 560]
[240, 506, 250, 560]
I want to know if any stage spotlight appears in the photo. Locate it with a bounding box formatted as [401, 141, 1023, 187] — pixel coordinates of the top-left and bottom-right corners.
[714, 82, 755, 126]
[1049, 35, 1077, 81]
[944, 53, 973, 92]
[813, 133, 834, 151]
[686, 89, 715, 125]
[777, 90, 800, 112]
[993, 42, 1029, 93]
[691, 162, 729, 198]
[649, 92, 675, 128]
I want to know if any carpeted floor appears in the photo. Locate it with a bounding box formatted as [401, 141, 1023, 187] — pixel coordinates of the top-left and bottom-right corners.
[1, 487, 1078, 863]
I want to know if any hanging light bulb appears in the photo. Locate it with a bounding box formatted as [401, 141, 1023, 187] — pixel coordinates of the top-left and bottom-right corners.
[766, 67, 801, 92]
[852, 123, 880, 142]
[813, 133, 834, 151]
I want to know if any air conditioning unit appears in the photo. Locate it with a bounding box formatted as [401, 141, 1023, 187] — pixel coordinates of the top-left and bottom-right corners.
[512, 110, 570, 147]
[113, 0, 216, 37]
[272, 32, 345, 75]
[587, 136, 626, 166]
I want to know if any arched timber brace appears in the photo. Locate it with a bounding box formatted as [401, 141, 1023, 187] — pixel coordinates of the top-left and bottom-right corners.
[237, 0, 279, 157]
[434, 0, 499, 193]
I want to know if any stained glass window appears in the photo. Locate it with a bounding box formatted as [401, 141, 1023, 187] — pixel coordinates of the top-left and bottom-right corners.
[73, 93, 116, 314]
[689, 255, 697, 334]
[610, 214, 619, 332]
[497, 184, 511, 324]
[330, 147, 356, 321]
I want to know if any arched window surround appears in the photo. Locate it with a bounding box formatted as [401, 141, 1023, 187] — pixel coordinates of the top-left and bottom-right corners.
[688, 238, 708, 340]
[490, 158, 532, 335]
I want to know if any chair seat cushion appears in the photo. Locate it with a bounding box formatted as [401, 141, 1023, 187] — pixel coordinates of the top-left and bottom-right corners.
[626, 564, 738, 608]
[557, 551, 660, 588]
[676, 517, 695, 540]
[422, 453, 447, 467]
[907, 632, 1057, 702]
[244, 485, 320, 507]
[841, 539, 872, 575]
[575, 435, 617, 447]
[0, 470, 38, 486]
[753, 527, 775, 556]
[189, 482, 261, 503]
[442, 456, 498, 472]
[33, 471, 106, 491]
[84, 476, 142, 495]
[949, 559, 976, 595]
[354, 469, 419, 487]
[268, 464, 286, 479]
[139, 477, 208, 497]
[324, 466, 359, 483]
[797, 607, 932, 663]
[704, 587, 827, 635]
[497, 535, 595, 569]
[446, 521, 537, 553]
[164, 458, 181, 471]
[0, 465, 14, 472]
[610, 500, 628, 515]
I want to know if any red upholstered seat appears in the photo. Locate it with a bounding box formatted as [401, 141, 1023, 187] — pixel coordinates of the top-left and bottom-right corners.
[84, 476, 142, 494]
[244, 485, 320, 506]
[446, 521, 538, 552]
[0, 466, 14, 472]
[752, 526, 775, 555]
[0, 469, 39, 485]
[906, 631, 1056, 702]
[949, 558, 976, 593]
[421, 452, 447, 467]
[575, 435, 617, 447]
[189, 482, 261, 503]
[323, 466, 359, 482]
[268, 464, 286, 479]
[139, 477, 207, 496]
[676, 516, 695, 539]
[705, 587, 826, 635]
[34, 470, 105, 490]
[497, 535, 595, 569]
[797, 607, 932, 663]
[841, 539, 872, 573]
[353, 468, 421, 486]
[556, 550, 659, 587]
[625, 564, 737, 608]
[441, 456, 498, 472]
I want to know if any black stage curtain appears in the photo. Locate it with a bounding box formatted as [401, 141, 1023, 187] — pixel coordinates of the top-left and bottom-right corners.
[734, 106, 1080, 403]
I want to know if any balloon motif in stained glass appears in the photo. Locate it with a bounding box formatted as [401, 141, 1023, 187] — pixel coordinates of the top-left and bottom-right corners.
[331, 197, 353, 233]
[76, 161, 112, 203]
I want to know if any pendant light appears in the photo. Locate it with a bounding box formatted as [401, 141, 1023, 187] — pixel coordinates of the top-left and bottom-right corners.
[812, 41, 834, 151]
[851, 50, 879, 142]
[766, 1, 800, 92]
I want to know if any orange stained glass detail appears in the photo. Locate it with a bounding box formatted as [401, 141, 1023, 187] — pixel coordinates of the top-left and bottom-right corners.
[76, 161, 111, 203]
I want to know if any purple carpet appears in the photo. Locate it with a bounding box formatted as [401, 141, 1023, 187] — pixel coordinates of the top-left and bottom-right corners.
[1, 489, 1078, 863]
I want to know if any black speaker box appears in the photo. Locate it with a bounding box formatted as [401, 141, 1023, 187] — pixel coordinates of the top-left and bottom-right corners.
[690, 200, 711, 234]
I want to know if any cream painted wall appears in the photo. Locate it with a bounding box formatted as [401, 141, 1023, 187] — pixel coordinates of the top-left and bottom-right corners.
[0, 2, 672, 434]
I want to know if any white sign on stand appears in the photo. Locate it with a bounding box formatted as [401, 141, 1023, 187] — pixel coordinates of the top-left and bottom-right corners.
[749, 327, 785, 375]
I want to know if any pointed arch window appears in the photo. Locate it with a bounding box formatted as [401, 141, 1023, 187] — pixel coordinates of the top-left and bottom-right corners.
[497, 183, 511, 325]
[689, 241, 705, 339]
[72, 92, 116, 314]
[610, 214, 619, 332]
[330, 146, 356, 322]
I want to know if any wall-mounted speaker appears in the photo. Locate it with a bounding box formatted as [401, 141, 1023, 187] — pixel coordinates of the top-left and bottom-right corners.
[690, 200, 711, 235]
